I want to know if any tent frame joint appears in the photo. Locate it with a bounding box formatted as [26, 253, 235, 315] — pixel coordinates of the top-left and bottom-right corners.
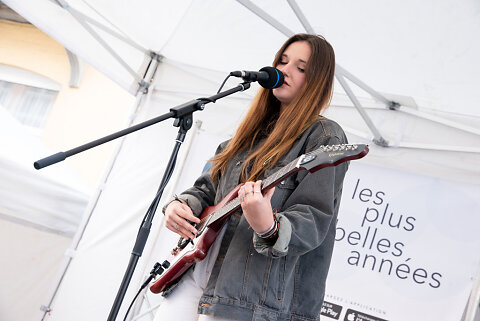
[149, 51, 164, 62]
[373, 137, 389, 147]
[40, 305, 51, 313]
[388, 101, 401, 110]
[138, 80, 150, 94]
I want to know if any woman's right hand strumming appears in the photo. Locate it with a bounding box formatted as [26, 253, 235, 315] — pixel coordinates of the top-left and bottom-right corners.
[164, 200, 201, 240]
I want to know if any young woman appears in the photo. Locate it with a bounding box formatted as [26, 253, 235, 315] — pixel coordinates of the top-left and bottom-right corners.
[155, 33, 349, 321]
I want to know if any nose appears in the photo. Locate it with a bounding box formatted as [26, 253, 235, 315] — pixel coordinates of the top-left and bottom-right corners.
[277, 62, 291, 77]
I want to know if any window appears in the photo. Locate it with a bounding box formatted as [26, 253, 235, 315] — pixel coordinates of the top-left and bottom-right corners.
[0, 65, 60, 130]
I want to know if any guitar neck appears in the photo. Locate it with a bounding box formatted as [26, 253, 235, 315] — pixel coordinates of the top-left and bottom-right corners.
[203, 143, 368, 228]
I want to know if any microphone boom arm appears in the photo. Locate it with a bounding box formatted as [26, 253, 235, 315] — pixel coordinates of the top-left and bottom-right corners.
[33, 82, 251, 170]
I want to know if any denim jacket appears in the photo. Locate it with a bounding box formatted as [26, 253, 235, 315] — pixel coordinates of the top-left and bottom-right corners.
[175, 118, 348, 321]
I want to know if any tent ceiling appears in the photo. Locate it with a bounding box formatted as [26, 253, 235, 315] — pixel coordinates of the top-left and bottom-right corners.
[3, 0, 480, 183]
[4, 0, 480, 117]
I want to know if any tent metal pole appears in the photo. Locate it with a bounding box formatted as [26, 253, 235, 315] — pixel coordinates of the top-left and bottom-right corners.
[336, 64, 400, 110]
[335, 73, 388, 146]
[341, 127, 480, 153]
[53, 0, 144, 86]
[236, 0, 294, 36]
[464, 264, 480, 321]
[333, 102, 480, 138]
[394, 142, 480, 153]
[64, 4, 149, 55]
[38, 54, 160, 321]
[399, 108, 480, 136]
[286, 0, 314, 34]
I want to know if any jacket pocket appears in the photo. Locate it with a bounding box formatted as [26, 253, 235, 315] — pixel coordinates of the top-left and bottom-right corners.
[269, 178, 296, 211]
[265, 254, 297, 311]
[264, 163, 297, 211]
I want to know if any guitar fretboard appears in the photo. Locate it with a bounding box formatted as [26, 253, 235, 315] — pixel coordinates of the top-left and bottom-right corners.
[201, 158, 300, 228]
[199, 143, 361, 229]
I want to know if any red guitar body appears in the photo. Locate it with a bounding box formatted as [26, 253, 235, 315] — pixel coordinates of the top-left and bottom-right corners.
[149, 185, 242, 294]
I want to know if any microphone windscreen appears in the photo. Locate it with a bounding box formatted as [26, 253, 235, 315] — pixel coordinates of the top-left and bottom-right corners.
[258, 66, 284, 89]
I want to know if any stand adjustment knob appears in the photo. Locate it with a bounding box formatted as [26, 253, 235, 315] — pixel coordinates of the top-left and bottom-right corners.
[162, 260, 170, 269]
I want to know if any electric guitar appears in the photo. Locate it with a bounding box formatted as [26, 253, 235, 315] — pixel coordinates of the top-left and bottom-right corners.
[150, 143, 369, 294]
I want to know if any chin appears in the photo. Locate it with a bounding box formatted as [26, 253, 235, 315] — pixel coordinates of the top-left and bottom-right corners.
[273, 90, 289, 103]
[274, 95, 291, 105]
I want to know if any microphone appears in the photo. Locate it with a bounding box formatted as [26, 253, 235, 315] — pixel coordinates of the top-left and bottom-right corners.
[230, 66, 284, 89]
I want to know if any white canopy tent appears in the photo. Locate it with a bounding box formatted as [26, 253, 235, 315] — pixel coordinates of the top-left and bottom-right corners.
[0, 107, 89, 235]
[2, 0, 479, 320]
[5, 0, 480, 177]
[0, 107, 90, 319]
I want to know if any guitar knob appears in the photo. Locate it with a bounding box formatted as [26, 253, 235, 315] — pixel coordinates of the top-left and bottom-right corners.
[162, 260, 170, 269]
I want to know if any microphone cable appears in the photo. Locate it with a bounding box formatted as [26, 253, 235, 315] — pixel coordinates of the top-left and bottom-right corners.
[217, 74, 232, 94]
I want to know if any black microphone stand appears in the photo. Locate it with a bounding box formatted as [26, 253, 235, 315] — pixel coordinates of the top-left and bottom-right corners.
[34, 81, 251, 321]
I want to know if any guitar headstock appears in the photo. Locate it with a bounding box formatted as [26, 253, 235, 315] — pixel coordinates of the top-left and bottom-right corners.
[298, 144, 369, 173]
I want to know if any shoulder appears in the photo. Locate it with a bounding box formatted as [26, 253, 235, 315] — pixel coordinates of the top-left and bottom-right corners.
[215, 139, 231, 154]
[302, 117, 348, 152]
[306, 117, 346, 139]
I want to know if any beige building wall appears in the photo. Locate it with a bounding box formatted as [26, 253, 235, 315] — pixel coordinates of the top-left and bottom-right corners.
[0, 19, 135, 186]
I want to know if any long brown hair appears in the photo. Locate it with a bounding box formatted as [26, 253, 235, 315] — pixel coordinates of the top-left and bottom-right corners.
[211, 34, 336, 183]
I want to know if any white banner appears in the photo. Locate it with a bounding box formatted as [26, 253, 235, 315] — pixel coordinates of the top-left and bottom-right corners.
[324, 163, 480, 321]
